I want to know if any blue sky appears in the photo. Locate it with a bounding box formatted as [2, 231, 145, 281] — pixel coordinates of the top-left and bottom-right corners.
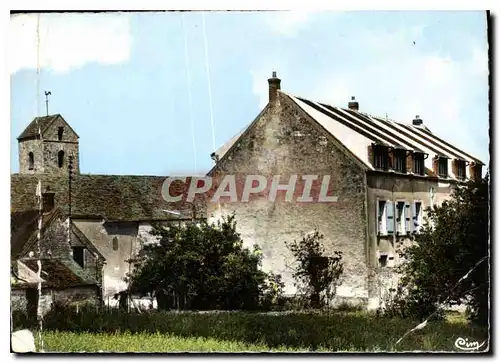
[10, 11, 489, 176]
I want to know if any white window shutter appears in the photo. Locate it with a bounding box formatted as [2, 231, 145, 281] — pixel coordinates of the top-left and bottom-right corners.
[405, 202, 411, 233]
[377, 199, 386, 235]
[376, 198, 381, 234]
[386, 201, 394, 234]
[415, 202, 422, 232]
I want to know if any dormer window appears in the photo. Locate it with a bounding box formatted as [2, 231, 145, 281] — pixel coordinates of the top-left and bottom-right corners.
[28, 152, 34, 170]
[393, 149, 407, 173]
[413, 153, 425, 176]
[58, 127, 64, 141]
[470, 163, 483, 182]
[373, 145, 389, 170]
[436, 157, 448, 178]
[455, 159, 466, 180]
[58, 150, 65, 168]
[72, 247, 85, 268]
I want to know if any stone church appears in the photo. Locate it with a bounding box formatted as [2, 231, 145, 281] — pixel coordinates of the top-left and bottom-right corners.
[10, 72, 485, 310]
[11, 115, 205, 310]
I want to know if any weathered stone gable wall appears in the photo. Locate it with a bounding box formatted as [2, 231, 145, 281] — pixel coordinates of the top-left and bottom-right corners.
[42, 117, 79, 142]
[208, 93, 369, 298]
[73, 219, 139, 299]
[18, 214, 71, 259]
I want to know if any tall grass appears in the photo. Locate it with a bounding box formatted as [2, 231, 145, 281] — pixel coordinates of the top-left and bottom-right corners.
[13, 306, 488, 352]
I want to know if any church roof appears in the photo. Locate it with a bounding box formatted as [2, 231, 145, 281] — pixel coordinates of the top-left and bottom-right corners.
[11, 174, 207, 222]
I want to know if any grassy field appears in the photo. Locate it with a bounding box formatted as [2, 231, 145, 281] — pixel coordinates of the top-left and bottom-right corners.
[17, 309, 488, 353]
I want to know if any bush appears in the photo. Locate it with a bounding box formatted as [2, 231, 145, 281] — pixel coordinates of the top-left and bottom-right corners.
[126, 215, 268, 311]
[286, 230, 343, 309]
[383, 175, 489, 325]
[259, 272, 286, 311]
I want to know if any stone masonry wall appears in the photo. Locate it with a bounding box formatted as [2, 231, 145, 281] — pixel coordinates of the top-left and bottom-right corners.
[208, 92, 369, 298]
[19, 139, 45, 174]
[73, 219, 139, 299]
[18, 115, 80, 175]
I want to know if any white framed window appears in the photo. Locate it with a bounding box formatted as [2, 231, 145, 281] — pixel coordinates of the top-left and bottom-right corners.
[377, 200, 394, 235]
[411, 201, 423, 233]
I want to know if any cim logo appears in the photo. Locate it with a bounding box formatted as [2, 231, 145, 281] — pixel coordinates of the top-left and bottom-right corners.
[161, 175, 339, 203]
[454, 337, 486, 351]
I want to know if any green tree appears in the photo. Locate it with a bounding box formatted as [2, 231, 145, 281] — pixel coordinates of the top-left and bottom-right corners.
[126, 215, 268, 311]
[388, 174, 489, 325]
[286, 230, 344, 309]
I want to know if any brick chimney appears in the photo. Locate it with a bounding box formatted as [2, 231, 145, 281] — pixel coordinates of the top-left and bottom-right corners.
[413, 115, 423, 126]
[348, 96, 359, 111]
[268, 71, 281, 104]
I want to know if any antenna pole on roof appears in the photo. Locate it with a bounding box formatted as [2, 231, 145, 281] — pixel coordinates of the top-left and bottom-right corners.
[44, 91, 51, 116]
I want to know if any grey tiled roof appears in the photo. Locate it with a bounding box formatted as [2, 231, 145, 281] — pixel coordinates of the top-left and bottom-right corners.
[11, 174, 207, 222]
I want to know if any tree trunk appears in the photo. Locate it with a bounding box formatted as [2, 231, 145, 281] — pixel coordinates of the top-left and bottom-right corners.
[311, 292, 320, 309]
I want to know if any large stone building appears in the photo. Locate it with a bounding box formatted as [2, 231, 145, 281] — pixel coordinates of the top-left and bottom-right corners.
[10, 73, 485, 310]
[207, 72, 485, 308]
[11, 115, 205, 308]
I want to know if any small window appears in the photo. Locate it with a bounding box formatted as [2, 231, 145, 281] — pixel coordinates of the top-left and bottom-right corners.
[438, 157, 448, 178]
[379, 254, 388, 267]
[393, 150, 407, 173]
[58, 150, 65, 168]
[456, 160, 466, 180]
[412, 201, 423, 233]
[413, 153, 424, 175]
[58, 127, 64, 141]
[72, 247, 85, 268]
[28, 152, 34, 170]
[373, 145, 389, 170]
[113, 237, 119, 251]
